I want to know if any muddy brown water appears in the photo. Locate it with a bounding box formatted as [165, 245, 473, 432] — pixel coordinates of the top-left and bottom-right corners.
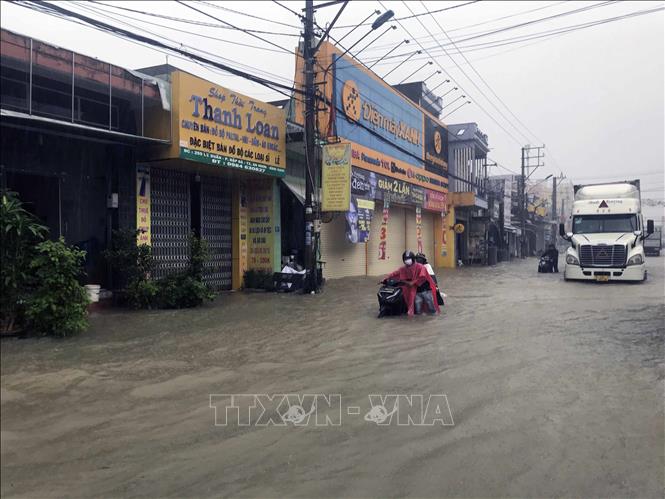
[1, 257, 664, 498]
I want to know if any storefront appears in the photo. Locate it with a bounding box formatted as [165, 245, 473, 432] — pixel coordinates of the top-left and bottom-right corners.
[138, 67, 285, 290]
[0, 29, 170, 288]
[294, 41, 451, 278]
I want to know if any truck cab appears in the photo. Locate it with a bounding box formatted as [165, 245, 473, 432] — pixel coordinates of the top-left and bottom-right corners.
[559, 181, 654, 282]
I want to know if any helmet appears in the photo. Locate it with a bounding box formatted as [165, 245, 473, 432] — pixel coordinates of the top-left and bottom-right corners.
[415, 252, 427, 264]
[402, 250, 416, 264]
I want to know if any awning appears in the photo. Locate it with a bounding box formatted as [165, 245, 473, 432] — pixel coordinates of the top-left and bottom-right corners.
[281, 176, 305, 205]
[504, 224, 518, 232]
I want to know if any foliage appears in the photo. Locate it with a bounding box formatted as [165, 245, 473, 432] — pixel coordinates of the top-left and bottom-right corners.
[0, 190, 48, 333]
[124, 279, 159, 310]
[25, 238, 89, 337]
[102, 229, 153, 286]
[243, 269, 274, 291]
[188, 232, 210, 280]
[105, 230, 215, 310]
[155, 272, 214, 309]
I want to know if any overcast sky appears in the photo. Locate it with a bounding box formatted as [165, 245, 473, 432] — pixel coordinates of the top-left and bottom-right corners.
[2, 1, 663, 200]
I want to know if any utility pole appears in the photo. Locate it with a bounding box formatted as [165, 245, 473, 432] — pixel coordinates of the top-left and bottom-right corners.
[520, 147, 526, 259]
[519, 144, 545, 258]
[303, 0, 317, 293]
[551, 176, 557, 244]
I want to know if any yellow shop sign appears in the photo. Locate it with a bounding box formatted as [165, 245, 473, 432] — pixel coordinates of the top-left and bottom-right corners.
[175, 71, 286, 177]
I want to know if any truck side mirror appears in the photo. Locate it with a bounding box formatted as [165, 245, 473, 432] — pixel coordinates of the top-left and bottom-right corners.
[559, 223, 571, 241]
[647, 219, 654, 236]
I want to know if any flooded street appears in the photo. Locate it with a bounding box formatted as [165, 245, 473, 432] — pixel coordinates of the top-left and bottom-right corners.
[1, 257, 664, 498]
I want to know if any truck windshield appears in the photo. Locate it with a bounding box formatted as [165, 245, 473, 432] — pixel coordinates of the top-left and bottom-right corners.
[572, 214, 638, 234]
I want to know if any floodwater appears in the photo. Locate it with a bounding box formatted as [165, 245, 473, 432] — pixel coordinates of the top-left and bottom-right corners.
[1, 257, 664, 498]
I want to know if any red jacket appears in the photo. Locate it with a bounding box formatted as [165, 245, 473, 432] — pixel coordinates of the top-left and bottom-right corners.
[385, 262, 440, 316]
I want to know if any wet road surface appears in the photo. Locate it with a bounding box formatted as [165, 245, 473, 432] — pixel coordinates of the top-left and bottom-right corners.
[1, 257, 664, 498]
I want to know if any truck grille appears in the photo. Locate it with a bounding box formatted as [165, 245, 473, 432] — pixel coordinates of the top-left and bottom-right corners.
[579, 244, 627, 267]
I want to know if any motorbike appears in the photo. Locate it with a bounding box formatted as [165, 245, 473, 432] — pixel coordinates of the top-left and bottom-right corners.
[538, 254, 554, 273]
[377, 279, 407, 318]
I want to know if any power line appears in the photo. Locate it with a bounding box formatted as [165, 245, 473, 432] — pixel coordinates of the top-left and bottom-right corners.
[382, 0, 524, 147]
[332, 1, 481, 29]
[93, 1, 301, 37]
[176, 1, 294, 55]
[12, 1, 302, 96]
[362, 0, 620, 57]
[198, 0, 300, 29]
[73, 1, 288, 54]
[67, 1, 295, 86]
[417, 0, 540, 146]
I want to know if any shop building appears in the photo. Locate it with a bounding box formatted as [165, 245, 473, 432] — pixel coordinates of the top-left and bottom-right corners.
[137, 66, 286, 289]
[0, 29, 170, 287]
[292, 42, 452, 278]
[447, 123, 490, 265]
[0, 28, 286, 292]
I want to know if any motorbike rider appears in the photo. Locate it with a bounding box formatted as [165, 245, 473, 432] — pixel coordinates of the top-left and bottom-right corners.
[415, 252, 444, 306]
[544, 243, 559, 272]
[383, 251, 440, 316]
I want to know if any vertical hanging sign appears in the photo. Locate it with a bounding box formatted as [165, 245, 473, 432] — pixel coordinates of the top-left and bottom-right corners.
[440, 211, 448, 257]
[136, 165, 151, 246]
[416, 207, 423, 254]
[321, 143, 351, 212]
[378, 200, 390, 260]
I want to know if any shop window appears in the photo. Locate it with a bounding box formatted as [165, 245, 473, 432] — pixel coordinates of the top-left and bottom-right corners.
[110, 66, 141, 135]
[73, 53, 110, 129]
[31, 40, 72, 120]
[0, 31, 30, 113]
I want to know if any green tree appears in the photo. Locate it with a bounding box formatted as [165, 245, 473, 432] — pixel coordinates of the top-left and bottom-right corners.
[0, 190, 48, 333]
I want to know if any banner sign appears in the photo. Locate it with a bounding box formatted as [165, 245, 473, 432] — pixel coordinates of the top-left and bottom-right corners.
[378, 201, 390, 260]
[350, 142, 447, 192]
[424, 189, 448, 212]
[136, 165, 151, 246]
[416, 207, 423, 254]
[322, 143, 352, 211]
[424, 116, 449, 177]
[441, 211, 448, 257]
[177, 72, 286, 177]
[351, 167, 425, 206]
[247, 180, 274, 272]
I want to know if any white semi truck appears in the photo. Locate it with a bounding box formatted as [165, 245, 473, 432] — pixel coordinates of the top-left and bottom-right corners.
[559, 180, 655, 282]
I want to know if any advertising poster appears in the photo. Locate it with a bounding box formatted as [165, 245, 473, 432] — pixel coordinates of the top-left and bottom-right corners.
[136, 165, 151, 246]
[441, 211, 448, 257]
[378, 201, 390, 260]
[247, 180, 274, 272]
[177, 72, 286, 177]
[346, 197, 374, 244]
[239, 187, 248, 275]
[322, 143, 352, 212]
[416, 207, 423, 254]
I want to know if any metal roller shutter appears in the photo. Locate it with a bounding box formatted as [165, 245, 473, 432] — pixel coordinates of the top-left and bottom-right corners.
[320, 214, 366, 279]
[367, 202, 407, 277]
[151, 167, 191, 279]
[200, 175, 233, 290]
[407, 210, 435, 262]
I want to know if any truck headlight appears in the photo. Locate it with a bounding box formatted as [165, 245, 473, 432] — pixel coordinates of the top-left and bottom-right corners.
[627, 254, 644, 266]
[566, 254, 579, 265]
